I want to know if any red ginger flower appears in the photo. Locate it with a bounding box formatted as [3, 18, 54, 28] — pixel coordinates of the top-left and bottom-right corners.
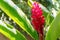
[31, 2, 45, 40]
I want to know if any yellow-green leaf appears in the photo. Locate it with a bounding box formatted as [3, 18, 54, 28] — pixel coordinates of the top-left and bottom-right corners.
[45, 10, 60, 40]
[0, 20, 26, 40]
[0, 0, 38, 40]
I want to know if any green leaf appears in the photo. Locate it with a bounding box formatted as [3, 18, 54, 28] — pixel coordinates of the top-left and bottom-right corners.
[0, 20, 26, 40]
[40, 4, 54, 27]
[0, 0, 38, 40]
[40, 4, 52, 18]
[45, 10, 60, 40]
[17, 1, 31, 20]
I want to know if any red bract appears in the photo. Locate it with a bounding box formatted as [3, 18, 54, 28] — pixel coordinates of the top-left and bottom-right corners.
[31, 2, 45, 40]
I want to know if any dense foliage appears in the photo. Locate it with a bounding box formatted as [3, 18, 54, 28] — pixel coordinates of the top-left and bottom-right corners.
[0, 0, 60, 40]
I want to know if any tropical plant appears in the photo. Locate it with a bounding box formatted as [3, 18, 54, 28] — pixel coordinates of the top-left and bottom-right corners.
[0, 0, 60, 40]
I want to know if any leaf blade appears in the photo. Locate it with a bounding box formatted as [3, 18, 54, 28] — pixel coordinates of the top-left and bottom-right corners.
[45, 10, 60, 40]
[0, 0, 38, 40]
[0, 20, 26, 40]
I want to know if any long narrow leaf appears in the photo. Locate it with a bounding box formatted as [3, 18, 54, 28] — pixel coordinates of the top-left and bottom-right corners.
[0, 0, 38, 40]
[39, 4, 54, 28]
[39, 4, 54, 24]
[0, 20, 26, 40]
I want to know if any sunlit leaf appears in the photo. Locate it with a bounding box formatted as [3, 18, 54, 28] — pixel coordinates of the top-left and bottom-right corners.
[0, 0, 38, 40]
[45, 10, 60, 40]
[0, 20, 26, 40]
